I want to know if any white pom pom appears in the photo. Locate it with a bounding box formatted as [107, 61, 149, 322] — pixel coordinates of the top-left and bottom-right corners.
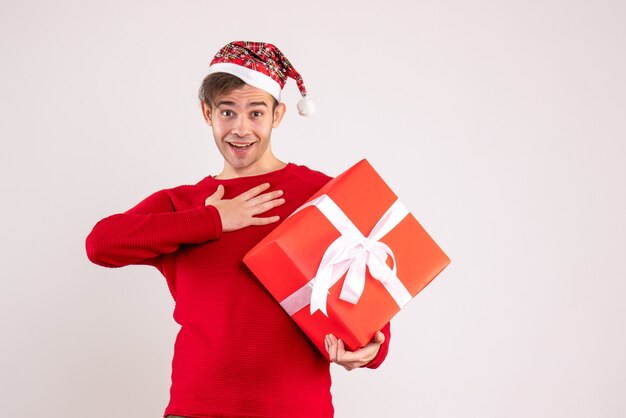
[297, 96, 316, 117]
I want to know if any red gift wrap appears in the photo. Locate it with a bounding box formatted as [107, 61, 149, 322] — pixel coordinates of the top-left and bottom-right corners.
[243, 159, 451, 360]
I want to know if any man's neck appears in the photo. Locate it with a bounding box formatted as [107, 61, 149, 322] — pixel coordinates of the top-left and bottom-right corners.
[214, 159, 287, 180]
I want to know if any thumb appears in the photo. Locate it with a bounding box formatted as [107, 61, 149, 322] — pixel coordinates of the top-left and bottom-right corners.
[373, 331, 385, 345]
[206, 184, 224, 205]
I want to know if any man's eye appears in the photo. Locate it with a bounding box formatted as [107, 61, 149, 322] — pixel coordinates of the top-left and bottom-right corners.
[221, 110, 233, 117]
[252, 111, 263, 118]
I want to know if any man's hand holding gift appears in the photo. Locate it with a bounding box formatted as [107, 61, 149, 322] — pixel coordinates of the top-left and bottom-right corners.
[325, 331, 385, 371]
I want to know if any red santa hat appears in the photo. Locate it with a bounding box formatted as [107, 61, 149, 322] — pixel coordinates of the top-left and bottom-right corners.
[207, 41, 315, 116]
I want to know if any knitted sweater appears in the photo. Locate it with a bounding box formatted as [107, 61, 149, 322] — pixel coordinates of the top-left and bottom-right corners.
[85, 163, 390, 418]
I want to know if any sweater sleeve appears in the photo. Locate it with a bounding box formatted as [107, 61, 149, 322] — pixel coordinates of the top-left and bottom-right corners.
[363, 321, 391, 369]
[85, 189, 222, 269]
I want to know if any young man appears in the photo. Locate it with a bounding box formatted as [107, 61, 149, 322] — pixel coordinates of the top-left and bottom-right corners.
[86, 41, 390, 418]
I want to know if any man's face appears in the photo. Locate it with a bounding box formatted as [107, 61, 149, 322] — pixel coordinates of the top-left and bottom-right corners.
[202, 84, 286, 178]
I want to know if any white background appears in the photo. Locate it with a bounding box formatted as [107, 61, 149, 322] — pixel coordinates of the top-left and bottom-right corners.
[1, 0, 625, 417]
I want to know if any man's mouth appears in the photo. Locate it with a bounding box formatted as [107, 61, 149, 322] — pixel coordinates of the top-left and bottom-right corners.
[227, 142, 254, 150]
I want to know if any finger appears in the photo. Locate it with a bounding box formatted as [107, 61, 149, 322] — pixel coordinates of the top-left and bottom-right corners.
[236, 183, 271, 201]
[205, 184, 224, 205]
[249, 198, 286, 216]
[335, 341, 361, 364]
[326, 335, 333, 361]
[336, 339, 346, 360]
[248, 216, 281, 226]
[373, 331, 385, 345]
[327, 334, 338, 362]
[246, 189, 284, 207]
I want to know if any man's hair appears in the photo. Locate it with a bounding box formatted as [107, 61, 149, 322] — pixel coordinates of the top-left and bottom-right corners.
[198, 72, 279, 110]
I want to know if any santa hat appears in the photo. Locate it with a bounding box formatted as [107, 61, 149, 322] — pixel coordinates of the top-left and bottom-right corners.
[207, 41, 315, 117]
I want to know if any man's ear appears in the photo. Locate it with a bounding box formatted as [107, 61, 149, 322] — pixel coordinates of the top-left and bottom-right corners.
[201, 102, 212, 126]
[272, 103, 287, 128]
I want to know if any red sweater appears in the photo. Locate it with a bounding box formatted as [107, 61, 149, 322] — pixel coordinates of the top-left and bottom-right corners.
[85, 163, 390, 418]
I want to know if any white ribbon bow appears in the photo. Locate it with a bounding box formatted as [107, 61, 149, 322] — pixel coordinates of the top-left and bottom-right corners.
[280, 194, 413, 316]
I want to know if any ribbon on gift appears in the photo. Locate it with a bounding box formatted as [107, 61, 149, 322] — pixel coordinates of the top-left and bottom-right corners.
[279, 194, 413, 317]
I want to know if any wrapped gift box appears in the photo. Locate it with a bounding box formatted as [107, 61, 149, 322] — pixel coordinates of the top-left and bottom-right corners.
[243, 159, 450, 360]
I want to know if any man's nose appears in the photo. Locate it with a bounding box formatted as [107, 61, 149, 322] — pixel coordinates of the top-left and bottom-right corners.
[231, 116, 251, 137]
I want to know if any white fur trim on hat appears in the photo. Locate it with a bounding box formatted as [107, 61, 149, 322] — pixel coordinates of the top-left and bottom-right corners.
[207, 62, 282, 101]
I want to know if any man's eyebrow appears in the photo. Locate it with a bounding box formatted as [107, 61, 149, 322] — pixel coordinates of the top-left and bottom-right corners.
[215, 101, 268, 108]
[216, 100, 236, 107]
[248, 101, 268, 108]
